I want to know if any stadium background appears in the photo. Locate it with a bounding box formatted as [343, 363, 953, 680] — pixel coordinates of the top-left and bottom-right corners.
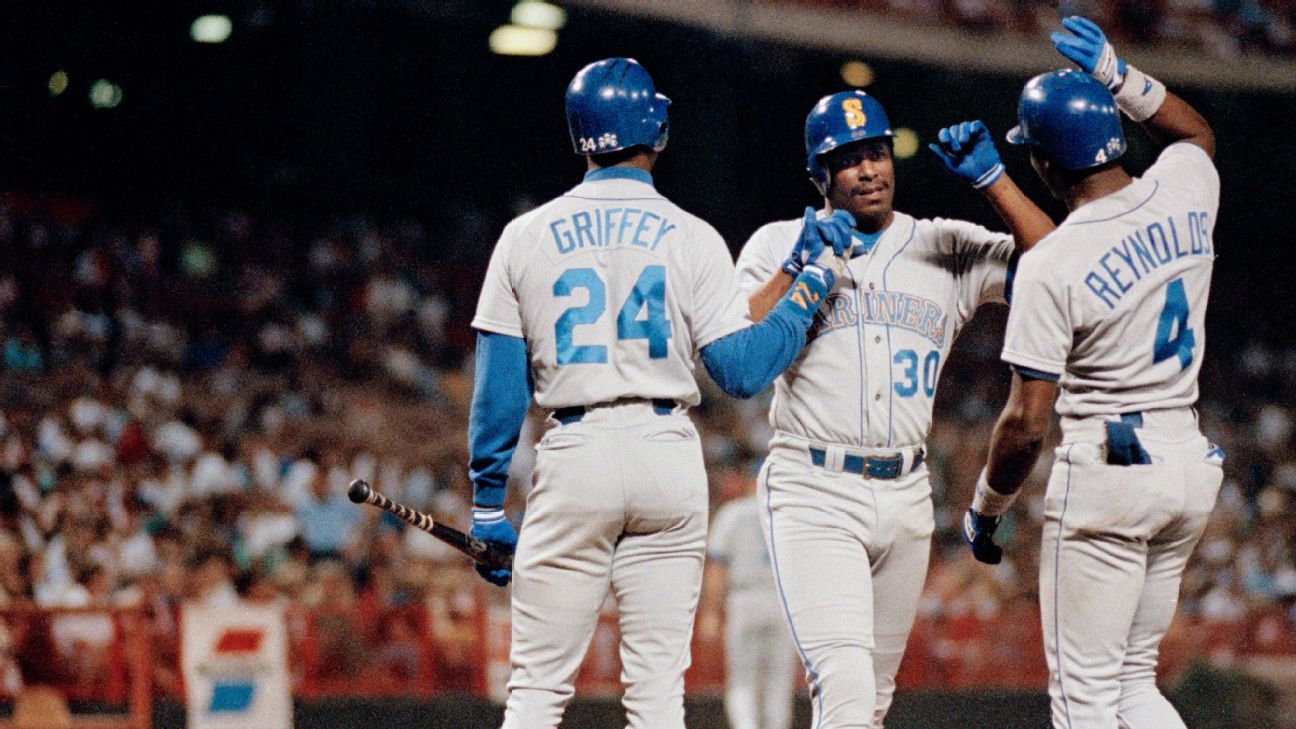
[0, 1, 1294, 727]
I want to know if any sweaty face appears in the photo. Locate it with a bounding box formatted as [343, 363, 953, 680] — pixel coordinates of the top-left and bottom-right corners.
[824, 139, 895, 232]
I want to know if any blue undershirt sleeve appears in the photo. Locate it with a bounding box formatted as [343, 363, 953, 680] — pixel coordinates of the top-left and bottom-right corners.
[700, 271, 829, 399]
[468, 332, 532, 509]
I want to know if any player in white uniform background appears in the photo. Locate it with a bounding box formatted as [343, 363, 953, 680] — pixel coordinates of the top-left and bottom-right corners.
[698, 472, 796, 729]
[466, 58, 853, 729]
[960, 18, 1222, 729]
[736, 90, 1056, 727]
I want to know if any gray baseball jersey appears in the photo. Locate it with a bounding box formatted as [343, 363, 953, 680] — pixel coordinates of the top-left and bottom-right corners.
[707, 494, 795, 729]
[472, 167, 752, 729]
[736, 211, 1015, 448]
[739, 209, 1015, 728]
[1002, 142, 1218, 414]
[707, 495, 779, 614]
[1010, 142, 1223, 729]
[473, 173, 750, 407]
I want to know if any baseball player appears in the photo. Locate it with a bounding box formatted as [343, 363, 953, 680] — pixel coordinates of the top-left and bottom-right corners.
[698, 473, 796, 729]
[736, 91, 1055, 727]
[466, 58, 854, 729]
[961, 18, 1222, 729]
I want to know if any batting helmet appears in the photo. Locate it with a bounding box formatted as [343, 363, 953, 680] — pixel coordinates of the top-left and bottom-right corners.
[1006, 69, 1126, 170]
[565, 58, 670, 156]
[805, 91, 894, 196]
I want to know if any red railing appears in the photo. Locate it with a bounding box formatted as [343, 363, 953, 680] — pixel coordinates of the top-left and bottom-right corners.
[3, 596, 1292, 708]
[0, 606, 151, 729]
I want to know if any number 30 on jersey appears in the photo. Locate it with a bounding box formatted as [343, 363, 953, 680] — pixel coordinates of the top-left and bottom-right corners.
[553, 266, 672, 365]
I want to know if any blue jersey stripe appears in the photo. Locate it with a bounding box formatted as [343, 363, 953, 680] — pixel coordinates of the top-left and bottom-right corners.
[880, 220, 918, 448]
[1069, 181, 1160, 225]
[1054, 445, 1076, 728]
[763, 464, 824, 729]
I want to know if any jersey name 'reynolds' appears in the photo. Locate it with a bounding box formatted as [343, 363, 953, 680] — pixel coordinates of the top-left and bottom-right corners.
[811, 291, 947, 345]
[548, 206, 678, 255]
[1083, 209, 1213, 309]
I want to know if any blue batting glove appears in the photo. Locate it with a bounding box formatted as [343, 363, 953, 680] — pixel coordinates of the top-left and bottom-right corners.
[470, 507, 517, 587]
[928, 121, 1004, 190]
[781, 207, 820, 277]
[816, 210, 856, 257]
[783, 208, 856, 276]
[1051, 16, 1126, 91]
[962, 508, 1003, 565]
[798, 262, 836, 293]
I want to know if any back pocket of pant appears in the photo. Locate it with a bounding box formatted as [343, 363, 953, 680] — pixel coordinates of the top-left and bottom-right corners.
[642, 423, 697, 443]
[537, 431, 593, 451]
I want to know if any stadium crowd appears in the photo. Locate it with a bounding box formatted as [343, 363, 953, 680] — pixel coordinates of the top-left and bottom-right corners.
[0, 195, 1291, 694]
[795, 0, 1296, 57]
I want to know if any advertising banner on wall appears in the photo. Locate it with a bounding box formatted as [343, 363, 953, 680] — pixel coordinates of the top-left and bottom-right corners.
[181, 602, 293, 729]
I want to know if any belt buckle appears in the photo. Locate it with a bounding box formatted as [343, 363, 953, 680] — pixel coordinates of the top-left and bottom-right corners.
[864, 455, 902, 479]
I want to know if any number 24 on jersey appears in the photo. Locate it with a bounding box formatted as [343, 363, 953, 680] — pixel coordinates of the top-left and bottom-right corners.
[553, 266, 672, 365]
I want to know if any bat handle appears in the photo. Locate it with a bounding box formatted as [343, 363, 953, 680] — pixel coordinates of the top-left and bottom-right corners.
[473, 538, 515, 572]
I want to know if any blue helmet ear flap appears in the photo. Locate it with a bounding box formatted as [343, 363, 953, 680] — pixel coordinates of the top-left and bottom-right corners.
[804, 90, 893, 195]
[565, 58, 671, 156]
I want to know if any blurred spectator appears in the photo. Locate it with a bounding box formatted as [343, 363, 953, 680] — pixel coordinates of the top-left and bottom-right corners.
[0, 191, 1286, 701]
[295, 466, 362, 562]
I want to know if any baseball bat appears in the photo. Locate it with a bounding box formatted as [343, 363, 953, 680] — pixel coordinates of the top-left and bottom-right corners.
[347, 479, 514, 572]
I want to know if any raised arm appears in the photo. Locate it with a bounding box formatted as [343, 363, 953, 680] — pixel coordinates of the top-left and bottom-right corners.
[748, 272, 796, 323]
[1051, 15, 1215, 158]
[747, 208, 854, 322]
[929, 120, 1055, 253]
[702, 256, 841, 398]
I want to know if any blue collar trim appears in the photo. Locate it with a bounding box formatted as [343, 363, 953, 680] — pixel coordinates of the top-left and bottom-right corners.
[584, 167, 654, 186]
[850, 229, 883, 258]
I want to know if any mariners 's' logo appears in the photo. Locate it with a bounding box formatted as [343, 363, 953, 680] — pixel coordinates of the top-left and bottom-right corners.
[842, 98, 867, 130]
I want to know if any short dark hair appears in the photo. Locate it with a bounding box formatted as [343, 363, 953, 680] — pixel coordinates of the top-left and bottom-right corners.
[589, 145, 652, 168]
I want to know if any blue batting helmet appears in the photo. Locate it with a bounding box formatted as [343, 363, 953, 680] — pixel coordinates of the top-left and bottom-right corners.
[565, 58, 670, 156]
[805, 91, 893, 196]
[1006, 69, 1126, 170]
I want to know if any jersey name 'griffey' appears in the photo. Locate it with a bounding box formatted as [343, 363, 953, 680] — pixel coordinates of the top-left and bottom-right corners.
[474, 171, 751, 407]
[737, 212, 1015, 448]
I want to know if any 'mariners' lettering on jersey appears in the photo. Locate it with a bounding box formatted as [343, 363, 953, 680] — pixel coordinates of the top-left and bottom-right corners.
[549, 208, 677, 255]
[811, 291, 946, 345]
[1082, 211, 1213, 309]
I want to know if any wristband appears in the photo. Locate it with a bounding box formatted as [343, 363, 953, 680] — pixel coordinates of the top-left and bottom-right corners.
[1113, 64, 1166, 123]
[971, 469, 1019, 517]
[973, 162, 1005, 191]
[472, 507, 506, 524]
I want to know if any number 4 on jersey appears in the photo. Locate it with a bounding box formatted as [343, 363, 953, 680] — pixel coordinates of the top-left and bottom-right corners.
[617, 266, 672, 358]
[1152, 278, 1195, 370]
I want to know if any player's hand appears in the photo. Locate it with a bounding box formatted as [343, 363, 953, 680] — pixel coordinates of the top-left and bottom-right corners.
[470, 507, 518, 587]
[783, 207, 855, 276]
[1051, 16, 1126, 91]
[928, 120, 1005, 191]
[801, 210, 854, 290]
[816, 209, 856, 257]
[962, 508, 1003, 565]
